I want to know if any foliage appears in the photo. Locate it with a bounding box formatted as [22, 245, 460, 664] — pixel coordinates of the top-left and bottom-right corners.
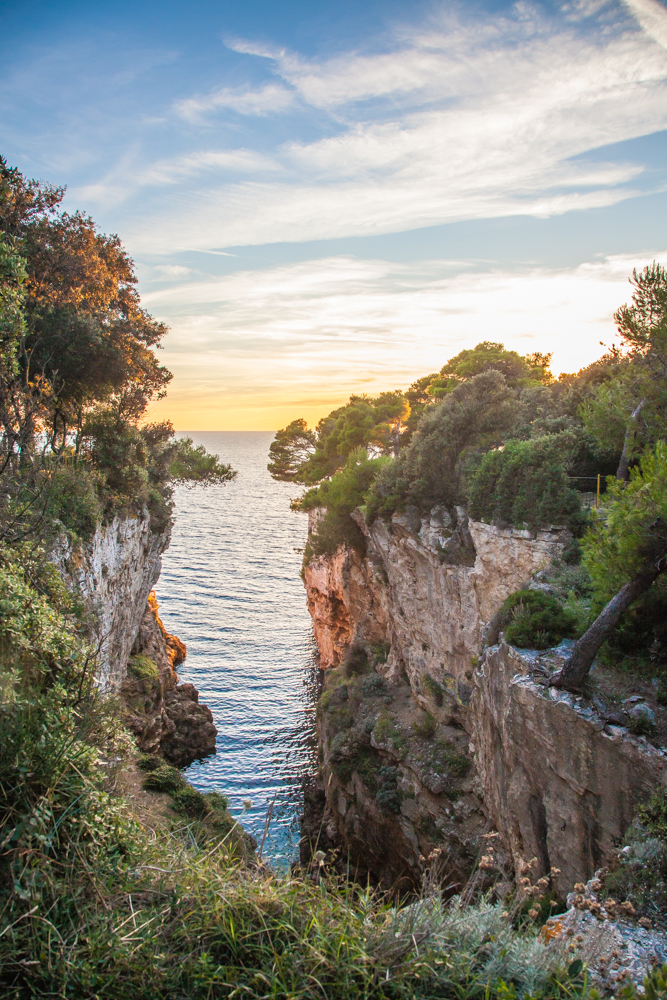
[169, 436, 236, 488]
[581, 442, 667, 605]
[584, 264, 667, 479]
[127, 654, 159, 681]
[605, 795, 667, 929]
[267, 418, 317, 481]
[422, 675, 444, 707]
[497, 590, 579, 650]
[0, 233, 25, 377]
[0, 544, 601, 999]
[297, 450, 389, 559]
[0, 159, 234, 542]
[271, 392, 410, 486]
[425, 342, 552, 398]
[367, 371, 515, 521]
[597, 578, 667, 675]
[469, 436, 585, 533]
[412, 712, 437, 739]
[345, 642, 372, 677]
[375, 764, 401, 813]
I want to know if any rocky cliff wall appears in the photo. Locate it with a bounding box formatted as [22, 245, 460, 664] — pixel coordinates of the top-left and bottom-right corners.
[306, 508, 569, 725]
[122, 592, 217, 766]
[304, 507, 666, 893]
[472, 641, 667, 896]
[50, 512, 217, 766]
[50, 511, 169, 690]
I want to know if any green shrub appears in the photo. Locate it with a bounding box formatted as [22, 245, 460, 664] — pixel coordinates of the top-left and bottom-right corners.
[413, 712, 437, 739]
[432, 739, 471, 781]
[372, 641, 391, 663]
[469, 436, 584, 532]
[373, 711, 407, 756]
[605, 817, 667, 928]
[497, 590, 578, 650]
[375, 765, 400, 813]
[137, 752, 162, 771]
[361, 673, 388, 697]
[628, 713, 656, 737]
[597, 578, 667, 676]
[638, 789, 667, 840]
[142, 762, 185, 794]
[297, 449, 388, 558]
[204, 790, 229, 812]
[127, 654, 159, 680]
[344, 643, 370, 677]
[44, 466, 104, 539]
[172, 786, 209, 818]
[366, 371, 515, 521]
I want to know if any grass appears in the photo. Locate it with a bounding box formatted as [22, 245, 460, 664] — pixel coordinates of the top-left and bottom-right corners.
[127, 653, 159, 680]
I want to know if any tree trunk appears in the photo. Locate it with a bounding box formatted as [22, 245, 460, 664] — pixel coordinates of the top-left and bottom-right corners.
[554, 563, 665, 691]
[616, 398, 646, 481]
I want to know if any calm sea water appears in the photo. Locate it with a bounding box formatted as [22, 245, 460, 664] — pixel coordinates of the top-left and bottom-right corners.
[155, 432, 319, 867]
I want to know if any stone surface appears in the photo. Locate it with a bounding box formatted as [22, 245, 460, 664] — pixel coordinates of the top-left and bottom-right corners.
[472, 643, 667, 896]
[305, 509, 570, 726]
[50, 511, 169, 690]
[316, 669, 487, 892]
[50, 513, 216, 767]
[542, 873, 667, 993]
[122, 592, 217, 767]
[304, 506, 667, 897]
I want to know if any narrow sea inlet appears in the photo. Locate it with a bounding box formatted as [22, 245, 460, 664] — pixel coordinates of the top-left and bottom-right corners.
[155, 431, 319, 866]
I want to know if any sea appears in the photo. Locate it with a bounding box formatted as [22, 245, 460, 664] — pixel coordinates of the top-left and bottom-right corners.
[154, 431, 320, 868]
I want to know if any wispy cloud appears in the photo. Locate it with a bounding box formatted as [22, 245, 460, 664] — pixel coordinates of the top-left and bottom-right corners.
[144, 251, 667, 392]
[175, 83, 296, 122]
[143, 249, 667, 428]
[623, 0, 667, 49]
[118, 1, 667, 251]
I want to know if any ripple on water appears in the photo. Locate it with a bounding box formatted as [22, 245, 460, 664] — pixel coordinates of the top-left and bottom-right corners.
[155, 432, 319, 867]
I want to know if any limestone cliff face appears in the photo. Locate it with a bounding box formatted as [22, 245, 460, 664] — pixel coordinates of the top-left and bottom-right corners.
[50, 511, 217, 766]
[50, 511, 168, 691]
[306, 508, 569, 723]
[472, 642, 667, 896]
[304, 507, 666, 891]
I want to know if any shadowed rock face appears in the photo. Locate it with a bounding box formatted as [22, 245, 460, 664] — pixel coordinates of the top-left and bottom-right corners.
[121, 592, 217, 767]
[472, 643, 667, 896]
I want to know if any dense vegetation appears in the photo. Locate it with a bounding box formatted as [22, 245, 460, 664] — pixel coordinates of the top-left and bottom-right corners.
[0, 157, 234, 543]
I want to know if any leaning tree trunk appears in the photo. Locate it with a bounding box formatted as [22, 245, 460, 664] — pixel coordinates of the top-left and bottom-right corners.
[616, 398, 646, 481]
[555, 560, 666, 691]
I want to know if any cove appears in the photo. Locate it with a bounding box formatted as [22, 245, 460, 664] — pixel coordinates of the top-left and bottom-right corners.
[155, 431, 319, 866]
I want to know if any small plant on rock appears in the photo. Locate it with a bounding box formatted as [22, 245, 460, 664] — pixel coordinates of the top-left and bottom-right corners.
[413, 711, 437, 739]
[497, 589, 578, 650]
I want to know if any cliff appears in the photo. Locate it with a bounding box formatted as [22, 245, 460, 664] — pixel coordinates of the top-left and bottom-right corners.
[50, 511, 216, 767]
[50, 511, 168, 691]
[473, 641, 667, 897]
[122, 591, 217, 765]
[304, 506, 666, 894]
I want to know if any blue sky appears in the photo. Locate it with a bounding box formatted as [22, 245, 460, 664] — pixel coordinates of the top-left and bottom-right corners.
[2, 0, 667, 428]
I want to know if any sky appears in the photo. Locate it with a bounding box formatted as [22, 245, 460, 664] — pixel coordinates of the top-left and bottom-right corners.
[1, 0, 667, 430]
